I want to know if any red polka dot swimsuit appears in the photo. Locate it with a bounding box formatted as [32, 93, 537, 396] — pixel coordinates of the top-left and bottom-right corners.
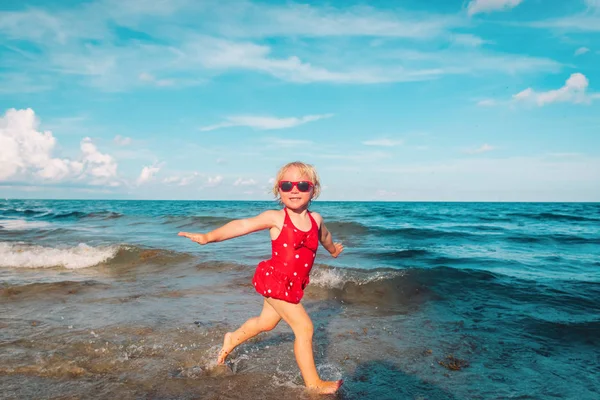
[252, 208, 319, 304]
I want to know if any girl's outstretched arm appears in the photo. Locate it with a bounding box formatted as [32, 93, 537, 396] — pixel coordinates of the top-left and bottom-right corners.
[313, 213, 344, 258]
[179, 210, 278, 245]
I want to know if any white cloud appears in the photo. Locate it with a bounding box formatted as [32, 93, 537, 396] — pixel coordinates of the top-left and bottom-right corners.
[467, 0, 523, 16]
[113, 135, 132, 146]
[137, 165, 160, 185]
[464, 143, 495, 154]
[206, 175, 223, 187]
[200, 113, 333, 131]
[0, 108, 66, 180]
[81, 138, 118, 180]
[233, 178, 257, 186]
[574, 47, 590, 56]
[0, 108, 116, 184]
[513, 73, 595, 106]
[362, 138, 404, 147]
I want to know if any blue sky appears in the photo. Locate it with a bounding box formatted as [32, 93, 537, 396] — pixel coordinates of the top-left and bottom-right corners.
[0, 0, 599, 201]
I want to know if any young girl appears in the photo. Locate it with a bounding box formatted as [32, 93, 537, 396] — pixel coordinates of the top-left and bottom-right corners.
[178, 161, 344, 395]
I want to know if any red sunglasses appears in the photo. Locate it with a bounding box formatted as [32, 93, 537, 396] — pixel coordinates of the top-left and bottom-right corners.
[278, 181, 314, 192]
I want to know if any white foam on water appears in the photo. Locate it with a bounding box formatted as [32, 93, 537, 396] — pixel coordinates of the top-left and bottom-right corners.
[310, 267, 405, 289]
[316, 363, 344, 381]
[0, 219, 52, 230]
[0, 242, 119, 269]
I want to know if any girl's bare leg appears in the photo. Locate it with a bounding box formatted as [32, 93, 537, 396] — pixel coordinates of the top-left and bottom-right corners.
[217, 299, 281, 364]
[265, 297, 343, 395]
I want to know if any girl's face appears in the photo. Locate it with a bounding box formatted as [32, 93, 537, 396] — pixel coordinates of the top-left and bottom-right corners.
[278, 166, 314, 211]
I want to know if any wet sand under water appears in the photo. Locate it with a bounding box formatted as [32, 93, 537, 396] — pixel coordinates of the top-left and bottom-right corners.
[0, 259, 472, 400]
[2, 256, 598, 399]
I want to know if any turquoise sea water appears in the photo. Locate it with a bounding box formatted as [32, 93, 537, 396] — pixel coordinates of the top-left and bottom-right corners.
[1, 200, 599, 399]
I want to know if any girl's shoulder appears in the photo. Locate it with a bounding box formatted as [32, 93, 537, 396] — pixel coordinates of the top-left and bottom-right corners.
[309, 211, 323, 226]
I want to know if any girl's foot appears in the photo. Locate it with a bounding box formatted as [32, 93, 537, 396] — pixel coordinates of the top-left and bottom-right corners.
[308, 379, 344, 395]
[217, 332, 234, 364]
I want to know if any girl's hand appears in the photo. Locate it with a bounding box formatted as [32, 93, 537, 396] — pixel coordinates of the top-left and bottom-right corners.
[330, 242, 344, 258]
[178, 232, 209, 245]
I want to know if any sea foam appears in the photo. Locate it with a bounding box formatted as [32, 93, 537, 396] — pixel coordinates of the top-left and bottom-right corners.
[0, 242, 119, 269]
[0, 219, 52, 230]
[309, 266, 405, 289]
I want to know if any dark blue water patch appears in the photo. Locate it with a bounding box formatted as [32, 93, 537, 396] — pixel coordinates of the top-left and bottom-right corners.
[83, 211, 124, 220]
[161, 215, 234, 229]
[518, 316, 600, 346]
[374, 227, 481, 241]
[450, 224, 507, 233]
[342, 360, 459, 399]
[0, 208, 49, 217]
[476, 215, 512, 222]
[3, 210, 126, 221]
[507, 212, 600, 223]
[407, 266, 600, 309]
[367, 249, 432, 261]
[506, 234, 600, 246]
[50, 211, 88, 220]
[325, 221, 370, 235]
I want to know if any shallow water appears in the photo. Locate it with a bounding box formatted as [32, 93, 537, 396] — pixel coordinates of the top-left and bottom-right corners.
[1, 200, 599, 399]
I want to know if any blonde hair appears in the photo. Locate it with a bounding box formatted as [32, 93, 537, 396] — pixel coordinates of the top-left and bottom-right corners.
[272, 161, 321, 200]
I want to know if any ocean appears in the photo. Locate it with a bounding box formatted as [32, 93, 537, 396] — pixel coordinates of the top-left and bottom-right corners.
[1, 200, 599, 399]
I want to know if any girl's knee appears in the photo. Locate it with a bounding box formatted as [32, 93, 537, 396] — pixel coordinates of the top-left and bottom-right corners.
[292, 320, 313, 339]
[259, 318, 279, 332]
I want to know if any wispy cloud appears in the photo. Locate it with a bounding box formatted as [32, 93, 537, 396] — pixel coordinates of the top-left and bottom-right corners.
[262, 137, 314, 147]
[531, 17, 600, 32]
[200, 114, 333, 131]
[113, 135, 132, 146]
[467, 0, 523, 16]
[163, 172, 199, 186]
[314, 150, 392, 161]
[233, 178, 256, 186]
[362, 138, 404, 147]
[464, 143, 495, 154]
[575, 47, 590, 56]
[0, 72, 53, 94]
[0, 1, 563, 91]
[451, 34, 489, 47]
[529, 1, 600, 32]
[215, 2, 461, 39]
[513, 73, 596, 106]
[477, 99, 497, 106]
[371, 154, 600, 201]
[206, 175, 223, 187]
